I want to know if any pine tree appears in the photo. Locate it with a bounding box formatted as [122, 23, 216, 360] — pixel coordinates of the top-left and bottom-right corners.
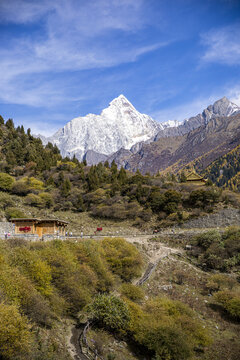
[111, 160, 118, 181]
[75, 194, 85, 212]
[118, 167, 127, 184]
[5, 118, 14, 129]
[86, 166, 99, 191]
[61, 178, 71, 197]
[57, 171, 65, 187]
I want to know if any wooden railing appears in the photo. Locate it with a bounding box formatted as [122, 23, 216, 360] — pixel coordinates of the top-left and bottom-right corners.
[78, 321, 105, 360]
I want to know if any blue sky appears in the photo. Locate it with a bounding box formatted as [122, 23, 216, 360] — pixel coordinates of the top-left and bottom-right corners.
[0, 0, 240, 136]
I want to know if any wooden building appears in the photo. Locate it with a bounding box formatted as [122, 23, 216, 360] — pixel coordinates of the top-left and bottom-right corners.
[10, 218, 68, 238]
[185, 171, 207, 185]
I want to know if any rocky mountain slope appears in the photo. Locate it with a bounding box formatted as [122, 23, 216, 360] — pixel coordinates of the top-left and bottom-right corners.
[108, 112, 240, 174]
[106, 97, 240, 173]
[39, 95, 240, 171]
[40, 95, 164, 161]
[154, 96, 239, 140]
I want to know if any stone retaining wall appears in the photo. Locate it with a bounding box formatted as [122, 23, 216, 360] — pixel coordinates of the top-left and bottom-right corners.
[0, 222, 15, 235]
[182, 208, 240, 229]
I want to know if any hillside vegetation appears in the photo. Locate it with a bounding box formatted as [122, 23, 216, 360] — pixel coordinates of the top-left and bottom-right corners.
[203, 145, 240, 191]
[0, 237, 143, 359]
[0, 237, 215, 360]
[0, 115, 237, 233]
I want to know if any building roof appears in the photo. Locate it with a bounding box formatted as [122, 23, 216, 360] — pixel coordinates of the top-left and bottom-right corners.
[186, 171, 206, 181]
[10, 218, 68, 225]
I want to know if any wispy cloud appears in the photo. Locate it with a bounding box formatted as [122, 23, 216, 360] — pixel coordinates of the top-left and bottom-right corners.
[226, 85, 240, 106]
[0, 0, 166, 107]
[201, 23, 240, 65]
[151, 96, 218, 123]
[152, 84, 240, 124]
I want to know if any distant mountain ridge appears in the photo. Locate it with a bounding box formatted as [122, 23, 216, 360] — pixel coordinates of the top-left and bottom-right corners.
[154, 96, 240, 140]
[38, 95, 240, 172]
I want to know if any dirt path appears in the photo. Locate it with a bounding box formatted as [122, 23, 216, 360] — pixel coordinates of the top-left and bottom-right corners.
[67, 324, 89, 360]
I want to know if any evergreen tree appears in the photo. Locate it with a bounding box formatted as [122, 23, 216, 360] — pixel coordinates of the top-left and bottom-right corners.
[75, 194, 85, 212]
[57, 171, 65, 187]
[110, 179, 120, 197]
[0, 115, 4, 125]
[111, 160, 118, 181]
[5, 118, 14, 129]
[6, 150, 17, 166]
[118, 167, 127, 185]
[61, 178, 71, 197]
[86, 166, 99, 191]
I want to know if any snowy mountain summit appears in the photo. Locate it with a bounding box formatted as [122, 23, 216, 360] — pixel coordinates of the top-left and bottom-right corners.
[39, 95, 240, 163]
[41, 95, 162, 160]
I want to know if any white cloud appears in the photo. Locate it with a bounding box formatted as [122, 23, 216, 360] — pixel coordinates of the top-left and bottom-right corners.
[0, 0, 54, 23]
[201, 24, 240, 65]
[151, 96, 218, 123]
[0, 0, 165, 107]
[226, 86, 240, 106]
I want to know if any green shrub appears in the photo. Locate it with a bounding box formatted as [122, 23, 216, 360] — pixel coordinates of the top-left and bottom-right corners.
[5, 207, 26, 220]
[0, 192, 14, 209]
[0, 172, 15, 191]
[39, 192, 54, 208]
[206, 274, 237, 293]
[101, 237, 143, 281]
[127, 297, 211, 359]
[214, 290, 240, 319]
[193, 230, 221, 249]
[0, 302, 33, 359]
[25, 193, 44, 207]
[121, 283, 144, 302]
[11, 181, 30, 196]
[88, 294, 130, 332]
[144, 325, 192, 360]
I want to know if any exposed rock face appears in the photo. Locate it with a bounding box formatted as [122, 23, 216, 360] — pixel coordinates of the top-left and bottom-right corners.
[40, 95, 163, 161]
[154, 97, 240, 140]
[83, 150, 108, 166]
[38, 95, 240, 171]
[107, 112, 240, 174]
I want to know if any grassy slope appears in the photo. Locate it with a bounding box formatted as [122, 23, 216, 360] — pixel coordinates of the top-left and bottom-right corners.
[143, 235, 240, 360]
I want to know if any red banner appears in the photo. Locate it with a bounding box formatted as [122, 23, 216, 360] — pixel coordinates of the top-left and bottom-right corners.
[19, 226, 31, 232]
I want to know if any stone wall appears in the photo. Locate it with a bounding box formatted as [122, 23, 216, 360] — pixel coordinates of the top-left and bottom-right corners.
[0, 222, 14, 235]
[182, 208, 240, 229]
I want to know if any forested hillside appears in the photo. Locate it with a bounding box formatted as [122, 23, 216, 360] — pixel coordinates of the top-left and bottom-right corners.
[203, 145, 240, 191]
[0, 115, 232, 232]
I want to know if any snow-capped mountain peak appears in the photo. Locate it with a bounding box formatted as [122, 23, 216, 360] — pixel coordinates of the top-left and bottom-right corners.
[38, 95, 240, 164]
[41, 95, 161, 161]
[155, 96, 240, 141]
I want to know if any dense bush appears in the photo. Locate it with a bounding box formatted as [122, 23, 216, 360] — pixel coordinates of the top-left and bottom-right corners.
[191, 228, 240, 271]
[5, 207, 26, 220]
[120, 283, 144, 302]
[214, 290, 240, 320]
[0, 172, 15, 191]
[188, 188, 221, 208]
[88, 294, 130, 332]
[0, 302, 33, 359]
[101, 237, 143, 281]
[125, 296, 210, 360]
[0, 237, 143, 359]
